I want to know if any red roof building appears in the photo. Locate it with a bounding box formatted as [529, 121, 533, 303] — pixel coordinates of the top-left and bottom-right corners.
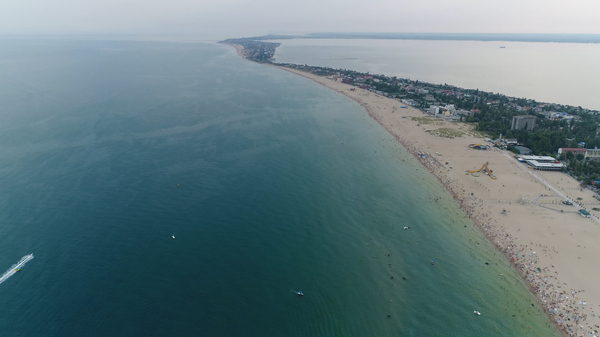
[557, 148, 588, 155]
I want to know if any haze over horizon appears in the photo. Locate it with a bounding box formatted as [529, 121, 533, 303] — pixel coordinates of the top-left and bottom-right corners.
[1, 0, 599, 39]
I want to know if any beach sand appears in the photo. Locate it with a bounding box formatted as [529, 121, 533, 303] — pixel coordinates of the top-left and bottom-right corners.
[272, 66, 600, 337]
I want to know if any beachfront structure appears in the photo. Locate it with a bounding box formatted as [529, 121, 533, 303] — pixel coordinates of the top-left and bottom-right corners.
[429, 105, 440, 116]
[517, 155, 558, 163]
[429, 104, 459, 119]
[525, 160, 564, 171]
[430, 105, 450, 117]
[429, 105, 444, 116]
[511, 115, 537, 131]
[514, 146, 532, 155]
[501, 138, 518, 146]
[517, 155, 563, 170]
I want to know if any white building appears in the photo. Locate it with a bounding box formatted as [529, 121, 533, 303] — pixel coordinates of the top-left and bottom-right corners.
[444, 104, 456, 114]
[517, 155, 558, 163]
[429, 105, 440, 116]
[525, 160, 563, 171]
[586, 148, 600, 161]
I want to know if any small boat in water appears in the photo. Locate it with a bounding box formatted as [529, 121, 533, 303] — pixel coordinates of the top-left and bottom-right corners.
[297, 291, 304, 296]
[14, 269, 20, 272]
[474, 311, 481, 315]
[403, 226, 410, 230]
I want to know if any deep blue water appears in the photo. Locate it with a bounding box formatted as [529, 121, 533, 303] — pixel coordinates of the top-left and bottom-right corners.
[0, 38, 560, 336]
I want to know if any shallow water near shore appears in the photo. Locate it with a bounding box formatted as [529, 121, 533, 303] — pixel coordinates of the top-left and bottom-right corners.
[0, 38, 561, 336]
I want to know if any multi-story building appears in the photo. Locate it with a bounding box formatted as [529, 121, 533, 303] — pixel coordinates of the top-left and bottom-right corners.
[585, 148, 600, 161]
[511, 115, 537, 131]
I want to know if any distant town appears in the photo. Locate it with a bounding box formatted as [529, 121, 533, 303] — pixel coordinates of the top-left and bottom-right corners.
[221, 36, 600, 185]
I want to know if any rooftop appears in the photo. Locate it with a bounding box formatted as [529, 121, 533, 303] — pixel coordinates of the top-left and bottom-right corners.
[519, 155, 557, 162]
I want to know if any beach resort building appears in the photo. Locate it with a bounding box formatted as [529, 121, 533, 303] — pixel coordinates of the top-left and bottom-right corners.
[531, 156, 558, 163]
[517, 155, 559, 163]
[517, 155, 563, 171]
[444, 104, 456, 114]
[525, 160, 564, 171]
[429, 105, 440, 116]
[429, 105, 455, 118]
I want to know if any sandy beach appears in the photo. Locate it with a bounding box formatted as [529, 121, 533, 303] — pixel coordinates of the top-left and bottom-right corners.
[267, 65, 600, 337]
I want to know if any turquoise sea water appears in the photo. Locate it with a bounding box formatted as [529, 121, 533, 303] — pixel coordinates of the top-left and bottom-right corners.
[0, 38, 561, 336]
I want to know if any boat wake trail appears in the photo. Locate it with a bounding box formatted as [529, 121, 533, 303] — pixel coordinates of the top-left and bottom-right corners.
[0, 254, 34, 285]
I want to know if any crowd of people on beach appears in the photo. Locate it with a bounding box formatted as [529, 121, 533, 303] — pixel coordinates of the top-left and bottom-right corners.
[406, 142, 598, 337]
[300, 74, 600, 336]
[360, 102, 598, 337]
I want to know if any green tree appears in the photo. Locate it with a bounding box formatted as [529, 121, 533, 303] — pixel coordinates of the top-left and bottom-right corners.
[566, 151, 575, 161]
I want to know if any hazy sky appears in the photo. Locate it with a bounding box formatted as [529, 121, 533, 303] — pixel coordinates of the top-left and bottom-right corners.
[2, 0, 599, 38]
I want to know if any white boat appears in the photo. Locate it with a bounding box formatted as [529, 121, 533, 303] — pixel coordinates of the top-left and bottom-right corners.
[474, 311, 481, 315]
[403, 226, 410, 230]
[297, 291, 304, 296]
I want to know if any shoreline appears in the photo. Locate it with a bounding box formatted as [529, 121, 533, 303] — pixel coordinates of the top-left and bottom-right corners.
[227, 44, 600, 337]
[229, 43, 246, 58]
[279, 66, 593, 337]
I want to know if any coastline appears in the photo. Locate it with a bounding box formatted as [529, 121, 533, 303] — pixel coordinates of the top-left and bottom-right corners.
[229, 43, 246, 58]
[227, 44, 600, 337]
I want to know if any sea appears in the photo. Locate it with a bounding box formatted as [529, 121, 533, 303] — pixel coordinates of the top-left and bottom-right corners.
[273, 38, 600, 111]
[0, 37, 562, 336]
